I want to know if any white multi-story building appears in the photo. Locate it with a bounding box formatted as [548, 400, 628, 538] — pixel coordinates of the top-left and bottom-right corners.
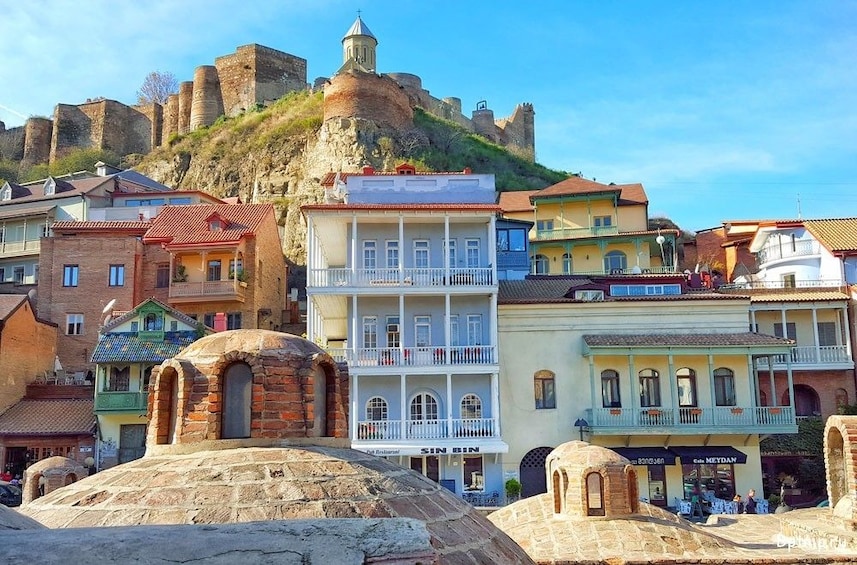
[303, 163, 508, 500]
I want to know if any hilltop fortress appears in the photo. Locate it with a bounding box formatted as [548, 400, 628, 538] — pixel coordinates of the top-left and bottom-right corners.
[0, 16, 535, 167]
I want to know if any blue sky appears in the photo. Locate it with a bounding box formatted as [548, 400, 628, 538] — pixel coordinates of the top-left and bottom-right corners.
[1, 0, 855, 232]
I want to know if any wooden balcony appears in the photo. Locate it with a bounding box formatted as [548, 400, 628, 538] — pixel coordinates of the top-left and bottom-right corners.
[94, 391, 148, 414]
[355, 417, 498, 441]
[0, 239, 40, 258]
[308, 267, 493, 289]
[168, 280, 246, 303]
[585, 405, 796, 435]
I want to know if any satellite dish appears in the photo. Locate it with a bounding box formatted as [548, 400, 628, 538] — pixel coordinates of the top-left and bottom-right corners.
[101, 298, 117, 314]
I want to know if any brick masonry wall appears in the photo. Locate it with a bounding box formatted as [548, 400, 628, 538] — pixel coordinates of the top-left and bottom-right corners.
[250, 210, 287, 330]
[756, 368, 856, 418]
[39, 233, 144, 373]
[0, 124, 25, 161]
[323, 71, 414, 130]
[0, 300, 57, 413]
[23, 117, 52, 165]
[215, 44, 307, 117]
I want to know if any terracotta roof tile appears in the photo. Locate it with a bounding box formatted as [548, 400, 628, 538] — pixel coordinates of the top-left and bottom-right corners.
[528, 176, 649, 206]
[0, 295, 27, 320]
[804, 218, 857, 253]
[583, 332, 793, 347]
[745, 291, 850, 303]
[498, 190, 538, 213]
[499, 279, 593, 303]
[0, 399, 95, 435]
[51, 221, 152, 233]
[143, 204, 274, 246]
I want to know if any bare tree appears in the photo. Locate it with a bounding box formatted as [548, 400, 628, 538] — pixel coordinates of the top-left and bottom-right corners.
[137, 71, 178, 105]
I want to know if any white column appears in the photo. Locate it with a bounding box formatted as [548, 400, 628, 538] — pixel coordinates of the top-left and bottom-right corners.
[444, 214, 450, 278]
[351, 214, 358, 278]
[811, 307, 820, 363]
[627, 354, 637, 409]
[491, 371, 500, 436]
[707, 353, 715, 405]
[446, 372, 453, 438]
[747, 354, 757, 408]
[445, 294, 451, 358]
[352, 294, 358, 359]
[843, 306, 853, 358]
[398, 214, 404, 279]
[786, 356, 795, 416]
[352, 373, 359, 441]
[769, 357, 777, 406]
[667, 354, 675, 415]
[399, 295, 405, 357]
[488, 215, 497, 283]
[400, 373, 407, 440]
[490, 293, 498, 363]
[588, 356, 597, 415]
[749, 308, 757, 332]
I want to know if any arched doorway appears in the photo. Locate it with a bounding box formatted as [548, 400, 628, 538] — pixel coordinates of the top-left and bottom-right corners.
[782, 385, 821, 417]
[222, 362, 253, 439]
[827, 426, 846, 507]
[519, 446, 553, 498]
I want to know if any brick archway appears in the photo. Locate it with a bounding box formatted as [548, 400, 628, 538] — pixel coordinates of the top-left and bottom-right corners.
[824, 416, 857, 523]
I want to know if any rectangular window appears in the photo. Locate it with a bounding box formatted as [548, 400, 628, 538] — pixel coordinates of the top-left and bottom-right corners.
[109, 264, 125, 287]
[229, 258, 243, 277]
[207, 260, 222, 281]
[496, 229, 527, 252]
[414, 240, 429, 269]
[594, 215, 612, 227]
[714, 372, 736, 406]
[156, 264, 170, 288]
[444, 239, 457, 268]
[818, 322, 838, 347]
[170, 320, 178, 331]
[575, 290, 605, 301]
[415, 315, 431, 347]
[536, 220, 554, 231]
[782, 273, 796, 288]
[386, 316, 400, 348]
[465, 239, 480, 268]
[773, 322, 797, 341]
[203, 313, 215, 328]
[463, 455, 484, 491]
[534, 374, 556, 409]
[66, 313, 84, 335]
[363, 241, 377, 269]
[63, 265, 79, 287]
[13, 266, 24, 285]
[639, 373, 661, 407]
[466, 314, 482, 345]
[226, 312, 242, 330]
[601, 371, 621, 407]
[0, 267, 4, 281]
[363, 316, 378, 349]
[386, 241, 399, 269]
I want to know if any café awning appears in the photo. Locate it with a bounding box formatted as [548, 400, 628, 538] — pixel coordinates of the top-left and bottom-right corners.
[670, 446, 747, 465]
[611, 447, 677, 466]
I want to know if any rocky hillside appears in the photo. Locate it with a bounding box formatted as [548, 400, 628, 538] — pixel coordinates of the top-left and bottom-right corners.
[135, 91, 568, 264]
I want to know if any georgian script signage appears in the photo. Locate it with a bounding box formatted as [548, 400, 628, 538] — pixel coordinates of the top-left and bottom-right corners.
[633, 456, 666, 465]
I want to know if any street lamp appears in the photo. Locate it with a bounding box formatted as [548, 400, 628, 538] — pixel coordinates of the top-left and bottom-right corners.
[574, 418, 589, 441]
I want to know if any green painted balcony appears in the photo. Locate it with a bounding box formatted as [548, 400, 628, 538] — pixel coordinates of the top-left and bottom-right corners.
[94, 391, 148, 414]
[585, 405, 797, 435]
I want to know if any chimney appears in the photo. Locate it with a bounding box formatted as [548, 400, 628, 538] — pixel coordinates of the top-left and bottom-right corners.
[362, 165, 375, 175]
[213, 312, 228, 332]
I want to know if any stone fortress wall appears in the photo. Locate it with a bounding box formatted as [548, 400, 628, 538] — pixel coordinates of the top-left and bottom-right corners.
[5, 33, 535, 167]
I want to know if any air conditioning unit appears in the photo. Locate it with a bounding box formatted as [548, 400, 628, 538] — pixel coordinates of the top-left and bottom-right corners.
[386, 324, 400, 333]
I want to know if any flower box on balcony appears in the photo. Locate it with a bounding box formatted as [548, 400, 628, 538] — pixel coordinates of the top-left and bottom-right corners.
[730, 408, 744, 415]
[689, 409, 703, 415]
[647, 409, 662, 416]
[609, 408, 622, 416]
[769, 408, 782, 415]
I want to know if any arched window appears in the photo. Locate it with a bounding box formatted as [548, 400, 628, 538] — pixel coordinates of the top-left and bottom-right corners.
[222, 362, 253, 439]
[713, 368, 736, 406]
[534, 370, 556, 409]
[460, 394, 483, 420]
[533, 254, 549, 274]
[601, 370, 621, 407]
[366, 396, 388, 421]
[586, 472, 605, 516]
[676, 367, 697, 407]
[836, 388, 849, 408]
[638, 369, 660, 407]
[562, 253, 572, 274]
[603, 251, 627, 273]
[410, 392, 439, 421]
[310, 366, 327, 437]
[782, 384, 821, 417]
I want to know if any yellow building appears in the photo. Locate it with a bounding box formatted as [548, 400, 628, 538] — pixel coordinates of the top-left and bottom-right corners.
[497, 278, 796, 509]
[499, 176, 679, 275]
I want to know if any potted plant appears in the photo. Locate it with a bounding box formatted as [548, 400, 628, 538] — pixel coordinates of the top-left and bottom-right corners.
[229, 268, 248, 283]
[505, 478, 522, 502]
[172, 265, 188, 283]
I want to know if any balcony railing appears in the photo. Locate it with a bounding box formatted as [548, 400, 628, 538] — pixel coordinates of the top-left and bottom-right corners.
[169, 280, 246, 300]
[355, 417, 498, 441]
[0, 239, 40, 257]
[567, 266, 678, 276]
[326, 345, 497, 367]
[94, 391, 148, 412]
[721, 279, 843, 290]
[534, 225, 619, 241]
[755, 345, 851, 367]
[756, 240, 818, 265]
[308, 267, 493, 289]
[586, 405, 794, 432]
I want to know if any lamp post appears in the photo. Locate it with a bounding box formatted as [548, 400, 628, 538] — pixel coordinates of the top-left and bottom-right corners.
[574, 418, 589, 441]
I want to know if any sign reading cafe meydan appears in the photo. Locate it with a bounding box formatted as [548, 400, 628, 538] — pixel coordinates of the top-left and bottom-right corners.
[692, 456, 739, 465]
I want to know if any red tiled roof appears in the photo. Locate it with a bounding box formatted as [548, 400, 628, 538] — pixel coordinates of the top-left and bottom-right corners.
[525, 176, 648, 207]
[745, 290, 850, 303]
[0, 399, 95, 435]
[143, 204, 274, 246]
[583, 333, 793, 348]
[51, 221, 152, 234]
[302, 203, 501, 212]
[498, 190, 538, 213]
[804, 218, 857, 253]
[320, 168, 473, 187]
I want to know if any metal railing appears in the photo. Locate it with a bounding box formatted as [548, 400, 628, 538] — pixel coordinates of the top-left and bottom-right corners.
[756, 240, 818, 264]
[721, 279, 843, 290]
[94, 391, 148, 412]
[326, 345, 497, 367]
[308, 267, 493, 288]
[755, 345, 851, 367]
[587, 405, 794, 429]
[355, 417, 498, 441]
[534, 225, 619, 241]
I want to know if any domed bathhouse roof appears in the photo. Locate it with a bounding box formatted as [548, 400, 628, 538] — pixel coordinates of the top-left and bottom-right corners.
[19, 330, 533, 564]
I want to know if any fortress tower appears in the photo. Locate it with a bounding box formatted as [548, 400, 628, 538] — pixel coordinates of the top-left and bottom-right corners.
[341, 15, 377, 72]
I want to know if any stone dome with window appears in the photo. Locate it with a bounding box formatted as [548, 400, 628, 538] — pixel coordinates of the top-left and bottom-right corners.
[20, 330, 532, 564]
[489, 441, 741, 563]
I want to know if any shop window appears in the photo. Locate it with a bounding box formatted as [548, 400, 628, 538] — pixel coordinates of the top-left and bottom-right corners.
[534, 370, 556, 409]
[601, 369, 621, 407]
[682, 463, 735, 500]
[410, 455, 440, 482]
[463, 455, 484, 491]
